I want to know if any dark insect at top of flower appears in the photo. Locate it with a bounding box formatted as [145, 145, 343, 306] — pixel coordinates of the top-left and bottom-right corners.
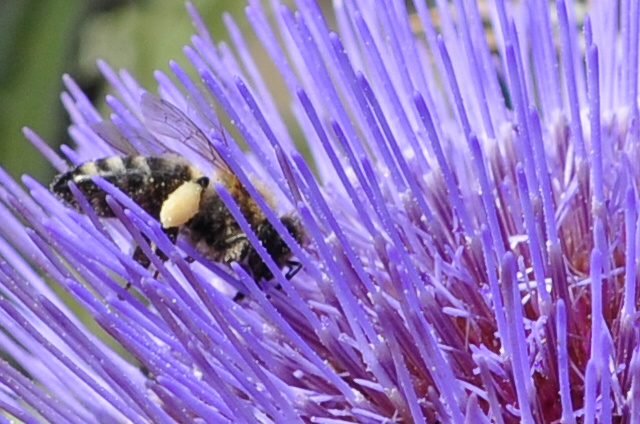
[50, 93, 306, 291]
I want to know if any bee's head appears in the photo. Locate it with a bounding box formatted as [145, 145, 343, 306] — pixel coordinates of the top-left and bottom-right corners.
[248, 214, 305, 282]
[278, 214, 306, 246]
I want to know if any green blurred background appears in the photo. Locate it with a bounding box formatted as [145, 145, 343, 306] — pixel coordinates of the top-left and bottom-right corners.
[0, 0, 251, 182]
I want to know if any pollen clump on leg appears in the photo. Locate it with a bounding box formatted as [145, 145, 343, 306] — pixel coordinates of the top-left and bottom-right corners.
[160, 180, 205, 228]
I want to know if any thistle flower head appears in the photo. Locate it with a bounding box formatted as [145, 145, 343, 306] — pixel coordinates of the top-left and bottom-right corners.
[1, 0, 638, 422]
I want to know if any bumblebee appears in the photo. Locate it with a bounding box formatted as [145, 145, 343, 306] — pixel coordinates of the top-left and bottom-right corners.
[51, 95, 305, 289]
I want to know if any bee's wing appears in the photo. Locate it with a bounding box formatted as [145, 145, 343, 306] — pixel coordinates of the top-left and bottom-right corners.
[89, 120, 147, 156]
[140, 93, 232, 175]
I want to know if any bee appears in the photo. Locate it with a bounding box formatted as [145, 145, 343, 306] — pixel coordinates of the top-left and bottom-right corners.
[50, 94, 305, 292]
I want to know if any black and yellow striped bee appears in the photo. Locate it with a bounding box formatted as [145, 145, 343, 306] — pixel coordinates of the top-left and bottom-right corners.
[51, 94, 304, 290]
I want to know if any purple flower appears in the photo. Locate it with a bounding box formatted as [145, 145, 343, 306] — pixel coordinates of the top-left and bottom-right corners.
[0, 0, 637, 422]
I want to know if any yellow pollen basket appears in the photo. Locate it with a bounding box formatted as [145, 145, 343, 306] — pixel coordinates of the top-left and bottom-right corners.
[160, 181, 203, 228]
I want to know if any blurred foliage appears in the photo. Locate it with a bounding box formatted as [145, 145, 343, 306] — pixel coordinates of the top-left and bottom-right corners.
[0, 0, 247, 181]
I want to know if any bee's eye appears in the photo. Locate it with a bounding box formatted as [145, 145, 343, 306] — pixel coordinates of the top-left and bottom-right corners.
[195, 176, 209, 188]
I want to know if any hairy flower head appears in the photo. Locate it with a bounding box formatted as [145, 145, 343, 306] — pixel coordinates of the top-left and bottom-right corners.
[0, 1, 638, 423]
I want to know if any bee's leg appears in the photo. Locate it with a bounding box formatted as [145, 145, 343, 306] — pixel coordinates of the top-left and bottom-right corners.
[148, 227, 180, 281]
[155, 226, 179, 262]
[126, 238, 153, 293]
[269, 260, 303, 292]
[225, 234, 248, 245]
[125, 227, 179, 291]
[132, 241, 152, 269]
[221, 235, 250, 301]
[184, 234, 247, 264]
[285, 260, 302, 279]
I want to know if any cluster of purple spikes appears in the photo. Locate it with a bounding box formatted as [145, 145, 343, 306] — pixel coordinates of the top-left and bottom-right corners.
[0, 0, 639, 422]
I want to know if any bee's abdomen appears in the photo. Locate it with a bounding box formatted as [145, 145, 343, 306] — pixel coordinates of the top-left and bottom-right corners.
[51, 155, 200, 218]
